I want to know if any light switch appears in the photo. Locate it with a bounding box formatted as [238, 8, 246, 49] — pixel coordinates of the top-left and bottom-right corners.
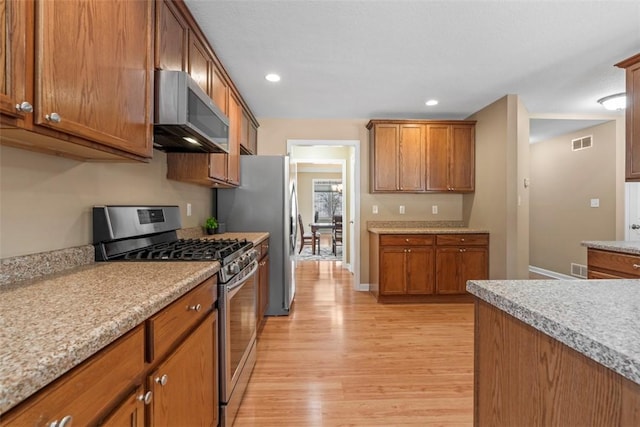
[399, 205, 405, 214]
[187, 203, 192, 216]
[372, 205, 378, 214]
[432, 205, 438, 214]
[590, 198, 600, 208]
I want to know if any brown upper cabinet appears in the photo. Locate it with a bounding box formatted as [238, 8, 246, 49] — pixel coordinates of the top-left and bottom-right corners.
[159, 0, 259, 188]
[367, 120, 476, 193]
[1, 0, 153, 161]
[616, 53, 640, 181]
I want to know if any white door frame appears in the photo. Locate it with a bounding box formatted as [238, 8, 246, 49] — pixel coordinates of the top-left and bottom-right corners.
[287, 139, 361, 290]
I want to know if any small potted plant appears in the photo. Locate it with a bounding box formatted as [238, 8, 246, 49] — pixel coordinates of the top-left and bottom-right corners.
[204, 216, 218, 235]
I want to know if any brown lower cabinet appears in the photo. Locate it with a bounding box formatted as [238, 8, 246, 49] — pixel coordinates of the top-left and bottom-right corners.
[587, 248, 640, 279]
[369, 232, 489, 303]
[257, 239, 270, 335]
[1, 277, 218, 427]
[474, 299, 640, 426]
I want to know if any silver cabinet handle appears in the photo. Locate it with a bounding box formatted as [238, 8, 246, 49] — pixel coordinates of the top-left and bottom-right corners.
[15, 101, 33, 113]
[633, 264, 640, 269]
[188, 303, 202, 312]
[49, 416, 73, 427]
[45, 112, 61, 123]
[460, 238, 465, 242]
[405, 238, 409, 242]
[155, 374, 168, 386]
[138, 391, 153, 405]
[407, 249, 411, 253]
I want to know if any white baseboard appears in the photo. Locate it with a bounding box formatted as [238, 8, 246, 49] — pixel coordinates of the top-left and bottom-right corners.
[529, 265, 580, 280]
[355, 282, 370, 291]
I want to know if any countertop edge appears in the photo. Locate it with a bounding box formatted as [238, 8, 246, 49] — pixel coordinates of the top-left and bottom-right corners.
[581, 240, 640, 255]
[368, 228, 489, 234]
[466, 280, 640, 386]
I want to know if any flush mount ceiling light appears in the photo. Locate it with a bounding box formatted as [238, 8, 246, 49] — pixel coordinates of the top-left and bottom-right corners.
[425, 99, 438, 106]
[265, 73, 281, 82]
[597, 92, 626, 111]
[183, 136, 201, 146]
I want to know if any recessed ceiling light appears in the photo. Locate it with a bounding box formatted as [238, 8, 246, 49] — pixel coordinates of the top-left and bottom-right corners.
[265, 73, 281, 82]
[425, 99, 438, 106]
[183, 137, 201, 146]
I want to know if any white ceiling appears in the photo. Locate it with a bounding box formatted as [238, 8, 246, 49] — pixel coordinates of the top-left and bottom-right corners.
[184, 0, 638, 129]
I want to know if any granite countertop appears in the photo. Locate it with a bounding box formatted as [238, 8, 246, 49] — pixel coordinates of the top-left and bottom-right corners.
[369, 227, 489, 234]
[0, 261, 219, 414]
[467, 279, 640, 386]
[582, 240, 640, 256]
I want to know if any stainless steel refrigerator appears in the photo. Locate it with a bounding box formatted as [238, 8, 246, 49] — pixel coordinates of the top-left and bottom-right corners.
[217, 155, 297, 315]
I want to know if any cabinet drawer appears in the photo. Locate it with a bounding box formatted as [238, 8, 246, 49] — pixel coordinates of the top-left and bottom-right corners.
[380, 235, 434, 246]
[436, 234, 488, 246]
[146, 276, 216, 363]
[261, 240, 270, 258]
[588, 249, 640, 278]
[3, 326, 144, 426]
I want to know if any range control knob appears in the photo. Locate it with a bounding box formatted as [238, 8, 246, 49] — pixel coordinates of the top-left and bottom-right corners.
[228, 263, 240, 274]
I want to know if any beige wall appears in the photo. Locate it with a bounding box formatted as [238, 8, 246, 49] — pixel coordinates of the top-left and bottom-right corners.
[0, 145, 212, 258]
[464, 95, 528, 279]
[530, 121, 617, 275]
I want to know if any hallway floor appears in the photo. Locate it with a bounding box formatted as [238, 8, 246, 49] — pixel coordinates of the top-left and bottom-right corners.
[234, 260, 475, 426]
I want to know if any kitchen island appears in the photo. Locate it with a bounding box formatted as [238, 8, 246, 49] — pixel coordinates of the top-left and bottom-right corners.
[467, 279, 640, 426]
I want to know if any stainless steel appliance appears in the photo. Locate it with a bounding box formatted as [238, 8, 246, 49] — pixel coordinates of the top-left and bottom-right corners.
[153, 70, 229, 154]
[217, 155, 297, 315]
[92, 205, 257, 426]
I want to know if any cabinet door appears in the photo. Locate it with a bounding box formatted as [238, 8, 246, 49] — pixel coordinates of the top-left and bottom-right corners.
[625, 59, 640, 180]
[460, 247, 488, 290]
[226, 92, 241, 185]
[240, 109, 250, 152]
[449, 125, 475, 191]
[372, 124, 399, 191]
[149, 313, 215, 427]
[249, 122, 258, 154]
[209, 66, 229, 181]
[425, 124, 450, 191]
[379, 247, 406, 295]
[0, 0, 28, 119]
[405, 247, 434, 294]
[435, 248, 461, 294]
[35, 0, 152, 158]
[258, 253, 270, 331]
[188, 34, 210, 94]
[99, 385, 145, 427]
[399, 124, 425, 191]
[155, 0, 187, 71]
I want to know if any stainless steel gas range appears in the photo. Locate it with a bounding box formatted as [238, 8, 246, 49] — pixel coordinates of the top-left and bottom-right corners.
[93, 205, 257, 426]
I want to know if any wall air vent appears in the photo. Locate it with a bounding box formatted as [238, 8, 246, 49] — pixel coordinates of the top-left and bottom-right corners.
[570, 263, 588, 279]
[571, 135, 593, 151]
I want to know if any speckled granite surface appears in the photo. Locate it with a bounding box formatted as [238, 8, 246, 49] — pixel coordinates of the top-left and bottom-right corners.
[0, 261, 219, 415]
[0, 245, 94, 287]
[582, 240, 640, 255]
[367, 220, 488, 234]
[177, 227, 269, 246]
[368, 220, 465, 228]
[467, 279, 640, 386]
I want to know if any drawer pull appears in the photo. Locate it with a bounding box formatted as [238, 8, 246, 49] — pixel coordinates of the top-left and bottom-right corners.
[45, 112, 61, 123]
[633, 264, 640, 270]
[49, 416, 73, 427]
[405, 238, 409, 242]
[188, 303, 202, 312]
[155, 374, 169, 386]
[15, 101, 33, 113]
[460, 238, 465, 242]
[138, 391, 153, 405]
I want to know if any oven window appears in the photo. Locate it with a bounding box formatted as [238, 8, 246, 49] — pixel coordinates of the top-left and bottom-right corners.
[229, 274, 256, 378]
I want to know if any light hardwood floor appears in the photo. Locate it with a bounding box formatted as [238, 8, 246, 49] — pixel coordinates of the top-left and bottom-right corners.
[235, 260, 475, 426]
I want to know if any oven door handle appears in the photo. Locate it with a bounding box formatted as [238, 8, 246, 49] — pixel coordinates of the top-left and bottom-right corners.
[226, 261, 259, 292]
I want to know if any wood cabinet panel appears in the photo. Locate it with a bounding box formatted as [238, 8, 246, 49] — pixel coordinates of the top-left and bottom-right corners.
[616, 53, 640, 181]
[371, 124, 399, 191]
[99, 385, 145, 427]
[187, 34, 210, 94]
[0, 0, 28, 120]
[257, 240, 270, 335]
[211, 66, 228, 114]
[226, 92, 241, 185]
[149, 312, 215, 427]
[475, 300, 640, 426]
[146, 276, 215, 363]
[2, 326, 145, 426]
[34, 0, 152, 158]
[399, 124, 425, 191]
[379, 247, 407, 295]
[436, 247, 488, 295]
[436, 234, 488, 246]
[425, 124, 449, 191]
[426, 123, 475, 192]
[380, 234, 434, 246]
[406, 247, 434, 294]
[587, 248, 640, 278]
[450, 125, 475, 191]
[154, 0, 187, 72]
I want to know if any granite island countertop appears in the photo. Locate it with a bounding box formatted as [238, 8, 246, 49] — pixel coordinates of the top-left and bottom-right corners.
[467, 279, 640, 386]
[369, 227, 489, 234]
[0, 260, 220, 415]
[582, 240, 640, 256]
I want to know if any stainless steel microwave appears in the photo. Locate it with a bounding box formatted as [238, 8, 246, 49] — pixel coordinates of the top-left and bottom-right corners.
[153, 70, 229, 153]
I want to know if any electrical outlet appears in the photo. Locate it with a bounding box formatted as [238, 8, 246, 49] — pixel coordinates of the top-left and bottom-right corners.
[590, 198, 600, 208]
[432, 205, 438, 214]
[187, 203, 192, 216]
[372, 205, 378, 214]
[399, 205, 405, 214]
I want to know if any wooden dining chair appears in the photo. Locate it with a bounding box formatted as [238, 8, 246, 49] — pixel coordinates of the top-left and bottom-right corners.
[297, 214, 314, 254]
[332, 215, 343, 255]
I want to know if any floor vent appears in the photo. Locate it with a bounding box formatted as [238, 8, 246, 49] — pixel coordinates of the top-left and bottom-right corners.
[570, 263, 588, 279]
[572, 135, 593, 151]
